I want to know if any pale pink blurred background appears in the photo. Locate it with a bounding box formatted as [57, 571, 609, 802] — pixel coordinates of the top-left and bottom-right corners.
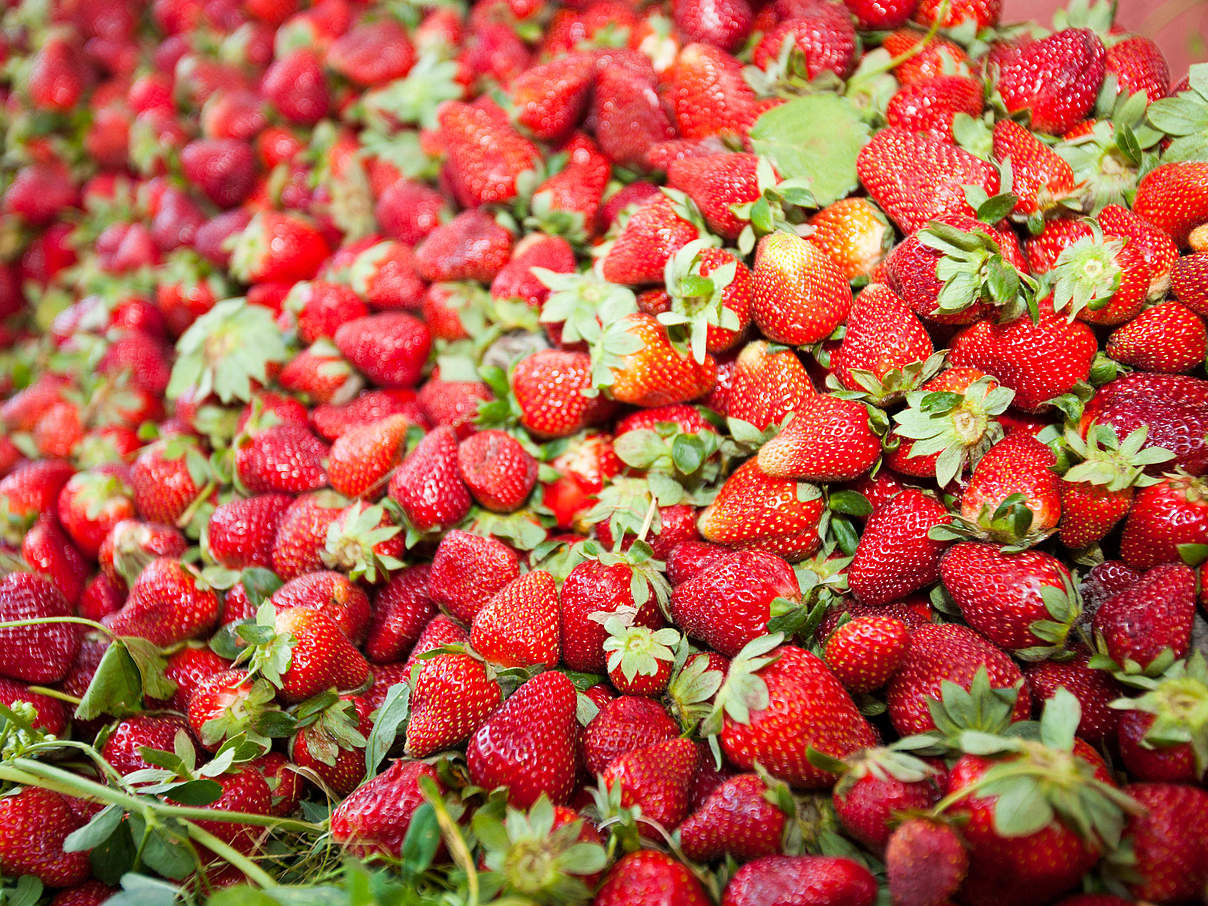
[1005, 0, 1207, 81]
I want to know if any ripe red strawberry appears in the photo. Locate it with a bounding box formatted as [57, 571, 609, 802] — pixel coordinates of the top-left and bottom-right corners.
[824, 616, 910, 694]
[679, 772, 786, 862]
[427, 530, 520, 625]
[207, 493, 291, 569]
[594, 850, 711, 906]
[847, 489, 948, 607]
[666, 153, 760, 242]
[1114, 655, 1208, 784]
[272, 492, 345, 580]
[1024, 653, 1120, 745]
[511, 349, 611, 438]
[229, 211, 330, 284]
[364, 565, 434, 664]
[466, 670, 579, 807]
[753, 7, 857, 79]
[602, 313, 717, 407]
[560, 555, 665, 674]
[757, 395, 881, 482]
[591, 56, 676, 169]
[808, 198, 894, 283]
[714, 641, 877, 787]
[345, 241, 426, 312]
[290, 694, 371, 796]
[698, 458, 824, 561]
[1093, 563, 1195, 670]
[886, 623, 1030, 736]
[327, 414, 410, 499]
[508, 52, 594, 141]
[603, 619, 678, 696]
[1106, 36, 1170, 103]
[438, 100, 539, 207]
[857, 127, 999, 233]
[673, 0, 752, 51]
[55, 467, 135, 559]
[417, 379, 489, 439]
[601, 736, 698, 829]
[991, 28, 1106, 135]
[581, 695, 678, 774]
[103, 558, 220, 647]
[327, 19, 415, 86]
[180, 138, 257, 208]
[21, 516, 87, 604]
[261, 48, 329, 125]
[1120, 474, 1208, 569]
[886, 818, 969, 906]
[98, 519, 188, 587]
[1121, 783, 1208, 903]
[958, 432, 1062, 545]
[414, 210, 513, 284]
[949, 301, 1097, 413]
[471, 570, 561, 668]
[664, 43, 760, 141]
[0, 787, 90, 887]
[271, 571, 371, 644]
[102, 714, 192, 776]
[670, 549, 798, 658]
[130, 437, 209, 525]
[160, 645, 231, 712]
[457, 429, 537, 512]
[722, 855, 876, 906]
[830, 283, 934, 401]
[726, 340, 816, 431]
[333, 312, 432, 389]
[886, 75, 983, 142]
[992, 119, 1080, 220]
[601, 193, 700, 287]
[254, 607, 371, 703]
[405, 647, 500, 758]
[913, 0, 997, 28]
[751, 232, 852, 347]
[387, 427, 471, 534]
[1132, 161, 1208, 247]
[330, 760, 443, 859]
[1107, 301, 1207, 374]
[1171, 252, 1208, 316]
[235, 423, 329, 495]
[830, 748, 941, 849]
[311, 390, 422, 442]
[941, 543, 1078, 654]
[944, 740, 1120, 906]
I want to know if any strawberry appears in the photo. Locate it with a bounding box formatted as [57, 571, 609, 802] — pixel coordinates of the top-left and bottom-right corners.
[1114, 654, 1208, 783]
[345, 241, 426, 312]
[527, 135, 610, 240]
[992, 118, 1080, 221]
[457, 429, 538, 512]
[886, 75, 983, 142]
[857, 127, 999, 233]
[103, 557, 220, 646]
[261, 48, 330, 125]
[438, 100, 539, 207]
[949, 301, 1097, 413]
[603, 619, 679, 696]
[365, 565, 435, 663]
[417, 379, 490, 438]
[160, 645, 231, 712]
[511, 349, 611, 438]
[271, 571, 372, 644]
[673, 0, 752, 52]
[830, 283, 935, 402]
[387, 427, 471, 535]
[229, 211, 330, 284]
[180, 138, 257, 208]
[600, 313, 717, 407]
[102, 714, 192, 776]
[466, 670, 579, 807]
[1105, 36, 1170, 104]
[0, 787, 90, 887]
[659, 243, 752, 356]
[405, 646, 500, 758]
[679, 772, 787, 862]
[415, 209, 513, 284]
[1132, 161, 1208, 247]
[207, 494, 291, 569]
[560, 554, 666, 673]
[235, 423, 329, 495]
[272, 492, 346, 580]
[666, 152, 760, 242]
[847, 488, 949, 607]
[56, 467, 135, 559]
[886, 623, 1030, 735]
[600, 736, 698, 829]
[130, 437, 209, 526]
[913, 0, 998, 28]
[751, 232, 852, 347]
[601, 193, 701, 287]
[333, 312, 432, 389]
[753, 7, 858, 80]
[756, 395, 881, 482]
[725, 340, 816, 431]
[1119, 474, 1208, 569]
[290, 694, 371, 796]
[886, 818, 969, 906]
[330, 760, 443, 859]
[327, 19, 416, 86]
[427, 530, 520, 625]
[991, 28, 1106, 135]
[664, 43, 760, 141]
[721, 855, 876, 906]
[471, 570, 561, 668]
[325, 414, 410, 499]
[698, 458, 825, 561]
[712, 639, 877, 787]
[1047, 230, 1150, 326]
[1120, 782, 1208, 904]
[940, 543, 1079, 654]
[1106, 300, 1207, 374]
[376, 179, 448, 246]
[830, 747, 942, 849]
[99, 519, 188, 587]
[956, 432, 1062, 546]
[670, 549, 798, 657]
[253, 606, 371, 703]
[1171, 252, 1208, 316]
[508, 52, 595, 142]
[21, 517, 87, 604]
[1092, 563, 1195, 670]
[824, 616, 910, 694]
[591, 58, 677, 170]
[311, 390, 422, 442]
[1024, 653, 1120, 745]
[808, 198, 894, 284]
[594, 850, 711, 906]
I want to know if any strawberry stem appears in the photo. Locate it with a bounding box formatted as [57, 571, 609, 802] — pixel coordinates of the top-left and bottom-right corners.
[845, 0, 949, 95]
[0, 615, 117, 639]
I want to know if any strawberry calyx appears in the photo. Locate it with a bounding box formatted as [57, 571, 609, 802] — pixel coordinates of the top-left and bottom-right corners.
[930, 491, 1054, 551]
[916, 219, 1038, 322]
[1060, 424, 1175, 492]
[321, 502, 404, 584]
[657, 240, 741, 365]
[811, 743, 938, 800]
[1047, 227, 1127, 319]
[601, 616, 680, 687]
[358, 54, 463, 133]
[728, 158, 815, 256]
[699, 632, 784, 759]
[290, 691, 367, 767]
[668, 649, 726, 734]
[1057, 90, 1163, 214]
[1016, 570, 1084, 663]
[923, 666, 1027, 745]
[535, 267, 638, 348]
[473, 794, 608, 903]
[828, 349, 948, 407]
[893, 377, 1015, 487]
[1109, 651, 1208, 778]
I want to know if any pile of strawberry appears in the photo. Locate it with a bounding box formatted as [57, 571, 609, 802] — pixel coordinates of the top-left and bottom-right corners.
[0, 0, 1207, 903]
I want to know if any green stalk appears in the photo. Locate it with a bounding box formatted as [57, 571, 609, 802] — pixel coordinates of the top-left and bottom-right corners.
[0, 616, 116, 638]
[845, 0, 952, 96]
[183, 822, 277, 890]
[23, 685, 82, 705]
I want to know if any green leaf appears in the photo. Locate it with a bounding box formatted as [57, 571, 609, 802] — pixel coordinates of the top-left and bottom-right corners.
[827, 490, 872, 517]
[63, 804, 125, 853]
[1039, 688, 1081, 751]
[991, 779, 1054, 838]
[162, 778, 223, 806]
[749, 94, 869, 207]
[5, 877, 42, 906]
[366, 682, 411, 776]
[400, 802, 440, 875]
[75, 642, 144, 721]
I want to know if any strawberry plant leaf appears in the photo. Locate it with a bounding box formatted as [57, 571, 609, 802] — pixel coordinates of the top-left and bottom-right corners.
[366, 681, 411, 776]
[63, 804, 125, 854]
[74, 642, 145, 721]
[749, 94, 869, 207]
